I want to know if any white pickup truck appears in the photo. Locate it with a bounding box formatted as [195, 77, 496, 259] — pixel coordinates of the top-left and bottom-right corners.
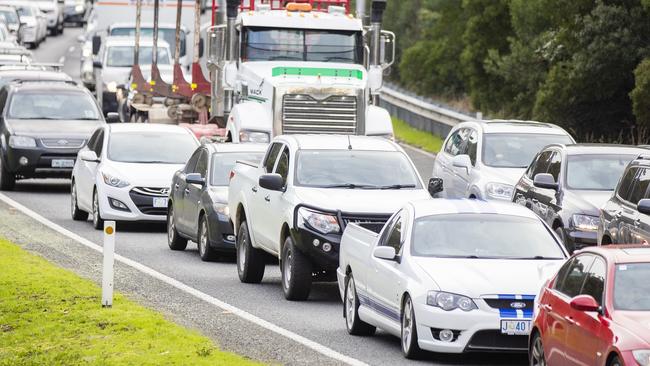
[228, 134, 442, 301]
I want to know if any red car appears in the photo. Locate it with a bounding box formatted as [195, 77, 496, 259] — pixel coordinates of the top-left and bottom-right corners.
[530, 245, 650, 366]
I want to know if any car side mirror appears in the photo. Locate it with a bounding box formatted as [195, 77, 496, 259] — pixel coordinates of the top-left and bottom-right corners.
[259, 173, 284, 192]
[92, 34, 101, 55]
[452, 154, 472, 173]
[569, 295, 600, 312]
[79, 150, 99, 162]
[638, 199, 650, 215]
[105, 112, 119, 123]
[533, 173, 558, 190]
[93, 60, 102, 69]
[373, 246, 396, 261]
[428, 177, 443, 197]
[185, 173, 205, 186]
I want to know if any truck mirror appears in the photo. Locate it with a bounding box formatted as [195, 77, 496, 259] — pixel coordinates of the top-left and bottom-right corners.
[92, 34, 101, 55]
[379, 30, 395, 70]
[368, 66, 382, 92]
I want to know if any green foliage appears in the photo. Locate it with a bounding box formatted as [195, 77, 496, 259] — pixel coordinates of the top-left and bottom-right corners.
[631, 58, 650, 128]
[392, 117, 443, 153]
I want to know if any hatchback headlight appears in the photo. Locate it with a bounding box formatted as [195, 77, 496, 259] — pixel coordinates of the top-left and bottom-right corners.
[485, 182, 514, 200]
[239, 130, 269, 143]
[571, 214, 599, 231]
[297, 207, 340, 235]
[8, 135, 36, 148]
[101, 172, 129, 188]
[427, 291, 478, 311]
[213, 202, 229, 217]
[634, 350, 650, 366]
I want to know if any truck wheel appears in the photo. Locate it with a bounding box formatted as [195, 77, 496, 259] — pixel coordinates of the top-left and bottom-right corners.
[345, 274, 376, 335]
[236, 221, 265, 283]
[0, 157, 15, 191]
[198, 215, 219, 261]
[281, 236, 312, 301]
[70, 181, 88, 221]
[167, 205, 188, 250]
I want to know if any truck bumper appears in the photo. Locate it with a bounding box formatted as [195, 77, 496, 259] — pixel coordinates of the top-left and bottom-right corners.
[290, 228, 341, 272]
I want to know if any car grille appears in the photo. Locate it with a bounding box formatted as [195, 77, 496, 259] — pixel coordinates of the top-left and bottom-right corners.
[128, 187, 168, 216]
[131, 187, 170, 197]
[465, 330, 528, 352]
[282, 94, 357, 134]
[40, 138, 85, 149]
[340, 213, 391, 231]
[483, 298, 535, 312]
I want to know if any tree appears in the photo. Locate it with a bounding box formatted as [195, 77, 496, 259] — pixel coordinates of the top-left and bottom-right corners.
[631, 58, 650, 129]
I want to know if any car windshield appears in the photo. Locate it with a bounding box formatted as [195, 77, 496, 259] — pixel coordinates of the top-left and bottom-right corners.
[614, 262, 650, 311]
[8, 91, 100, 120]
[17, 6, 33, 16]
[0, 10, 18, 25]
[110, 28, 186, 57]
[242, 27, 363, 64]
[106, 46, 171, 67]
[210, 152, 265, 186]
[295, 150, 421, 189]
[108, 132, 197, 164]
[566, 154, 636, 190]
[411, 214, 565, 259]
[483, 133, 574, 168]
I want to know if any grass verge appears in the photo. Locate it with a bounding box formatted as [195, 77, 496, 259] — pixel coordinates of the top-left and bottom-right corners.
[0, 238, 259, 366]
[392, 117, 444, 154]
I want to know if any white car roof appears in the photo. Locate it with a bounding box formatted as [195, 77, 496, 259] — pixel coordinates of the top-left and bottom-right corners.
[467, 119, 571, 136]
[108, 123, 193, 135]
[409, 199, 540, 220]
[109, 23, 188, 31]
[104, 36, 171, 48]
[205, 142, 268, 153]
[277, 134, 401, 152]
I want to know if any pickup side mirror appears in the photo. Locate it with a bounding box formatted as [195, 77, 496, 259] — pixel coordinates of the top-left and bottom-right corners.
[569, 295, 600, 312]
[79, 150, 99, 162]
[533, 173, 558, 190]
[373, 246, 396, 261]
[259, 173, 284, 192]
[185, 173, 205, 186]
[452, 154, 472, 174]
[105, 112, 119, 123]
[638, 199, 650, 215]
[428, 177, 443, 197]
[93, 60, 102, 69]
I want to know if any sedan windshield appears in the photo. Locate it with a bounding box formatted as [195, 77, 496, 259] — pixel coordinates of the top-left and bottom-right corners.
[295, 150, 421, 189]
[483, 133, 574, 168]
[17, 7, 33, 16]
[0, 10, 18, 25]
[110, 28, 186, 58]
[210, 152, 264, 186]
[566, 154, 636, 190]
[8, 91, 100, 120]
[614, 262, 650, 311]
[106, 46, 171, 67]
[108, 132, 197, 164]
[411, 214, 565, 259]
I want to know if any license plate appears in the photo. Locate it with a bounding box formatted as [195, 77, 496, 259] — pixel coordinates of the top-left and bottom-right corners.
[500, 319, 531, 335]
[152, 197, 168, 208]
[51, 159, 74, 168]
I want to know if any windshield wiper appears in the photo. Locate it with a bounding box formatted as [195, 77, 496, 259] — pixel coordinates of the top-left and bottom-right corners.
[514, 256, 564, 260]
[320, 183, 378, 189]
[379, 184, 416, 190]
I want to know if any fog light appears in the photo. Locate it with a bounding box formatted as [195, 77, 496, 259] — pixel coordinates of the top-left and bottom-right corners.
[108, 197, 130, 211]
[312, 239, 320, 246]
[226, 235, 235, 242]
[439, 329, 454, 342]
[322, 243, 332, 252]
[19, 156, 28, 166]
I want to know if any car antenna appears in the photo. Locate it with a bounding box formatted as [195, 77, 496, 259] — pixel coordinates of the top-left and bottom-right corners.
[347, 135, 352, 150]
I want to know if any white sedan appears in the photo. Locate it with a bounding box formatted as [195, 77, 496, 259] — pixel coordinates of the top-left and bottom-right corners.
[337, 199, 568, 358]
[71, 124, 199, 229]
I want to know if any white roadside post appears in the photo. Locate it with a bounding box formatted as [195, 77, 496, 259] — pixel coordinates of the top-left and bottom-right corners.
[101, 221, 116, 308]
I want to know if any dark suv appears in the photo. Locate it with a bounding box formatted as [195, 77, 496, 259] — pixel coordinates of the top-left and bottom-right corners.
[600, 154, 650, 245]
[0, 81, 113, 190]
[512, 144, 644, 252]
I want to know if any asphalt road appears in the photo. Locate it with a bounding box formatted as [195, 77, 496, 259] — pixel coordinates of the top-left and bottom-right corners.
[2, 28, 526, 366]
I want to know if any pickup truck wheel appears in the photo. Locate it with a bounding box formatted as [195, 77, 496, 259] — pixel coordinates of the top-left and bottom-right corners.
[167, 205, 188, 250]
[401, 295, 423, 359]
[237, 220, 265, 283]
[281, 236, 312, 301]
[198, 216, 219, 261]
[345, 274, 376, 335]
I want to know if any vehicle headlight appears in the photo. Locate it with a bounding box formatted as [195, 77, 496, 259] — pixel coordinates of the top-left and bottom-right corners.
[101, 172, 129, 188]
[634, 350, 650, 366]
[297, 207, 340, 235]
[75, 4, 84, 12]
[239, 130, 269, 143]
[572, 214, 599, 231]
[8, 135, 36, 148]
[213, 202, 229, 217]
[485, 182, 514, 200]
[427, 291, 478, 311]
[106, 81, 117, 93]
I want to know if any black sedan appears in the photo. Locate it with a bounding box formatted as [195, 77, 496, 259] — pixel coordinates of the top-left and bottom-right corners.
[167, 142, 266, 261]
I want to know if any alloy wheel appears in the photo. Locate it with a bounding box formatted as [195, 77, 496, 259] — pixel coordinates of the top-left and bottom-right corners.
[238, 231, 247, 271]
[199, 219, 208, 257]
[167, 209, 175, 243]
[345, 278, 356, 330]
[92, 191, 99, 226]
[71, 184, 77, 216]
[531, 335, 546, 366]
[283, 247, 292, 289]
[402, 298, 413, 353]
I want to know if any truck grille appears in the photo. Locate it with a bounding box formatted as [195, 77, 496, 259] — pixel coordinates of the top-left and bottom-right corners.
[282, 94, 357, 134]
[340, 214, 391, 232]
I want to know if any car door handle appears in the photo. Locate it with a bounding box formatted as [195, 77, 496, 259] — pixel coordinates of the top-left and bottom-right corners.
[252, 186, 258, 193]
[635, 219, 642, 227]
[264, 195, 270, 202]
[541, 304, 552, 312]
[174, 183, 179, 190]
[564, 315, 575, 325]
[184, 188, 190, 194]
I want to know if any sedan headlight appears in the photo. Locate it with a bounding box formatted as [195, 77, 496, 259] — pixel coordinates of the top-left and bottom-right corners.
[297, 207, 340, 235]
[571, 214, 599, 231]
[213, 202, 229, 217]
[427, 291, 478, 311]
[239, 130, 270, 143]
[485, 182, 514, 200]
[101, 172, 129, 188]
[8, 135, 36, 148]
[634, 350, 650, 366]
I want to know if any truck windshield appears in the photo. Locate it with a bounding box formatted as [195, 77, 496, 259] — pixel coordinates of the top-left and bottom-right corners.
[106, 46, 171, 67]
[110, 27, 186, 58]
[295, 150, 421, 189]
[242, 27, 362, 64]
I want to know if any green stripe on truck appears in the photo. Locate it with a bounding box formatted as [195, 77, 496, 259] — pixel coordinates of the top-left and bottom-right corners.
[272, 67, 363, 80]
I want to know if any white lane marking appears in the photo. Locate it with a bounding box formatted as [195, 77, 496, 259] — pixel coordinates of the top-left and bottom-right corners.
[0, 193, 368, 366]
[68, 46, 75, 53]
[398, 142, 437, 159]
[58, 56, 65, 64]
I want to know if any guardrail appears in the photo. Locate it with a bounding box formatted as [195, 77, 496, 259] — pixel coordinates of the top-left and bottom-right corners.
[379, 83, 476, 138]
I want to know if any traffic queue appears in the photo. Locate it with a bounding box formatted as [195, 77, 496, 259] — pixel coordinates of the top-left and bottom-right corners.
[1, 2, 650, 366]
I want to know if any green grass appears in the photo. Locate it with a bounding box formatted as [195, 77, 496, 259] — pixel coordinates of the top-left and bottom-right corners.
[392, 117, 444, 153]
[0, 238, 260, 366]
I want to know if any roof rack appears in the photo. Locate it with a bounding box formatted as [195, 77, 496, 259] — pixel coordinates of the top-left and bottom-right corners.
[483, 119, 555, 128]
[635, 153, 650, 161]
[12, 79, 79, 86]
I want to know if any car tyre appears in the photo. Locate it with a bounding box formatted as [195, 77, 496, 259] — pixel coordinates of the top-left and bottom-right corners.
[555, 227, 573, 253]
[281, 236, 312, 301]
[71, 182, 88, 221]
[401, 295, 423, 359]
[236, 220, 265, 283]
[0, 157, 15, 191]
[609, 355, 622, 366]
[530, 332, 546, 366]
[92, 189, 104, 230]
[345, 274, 376, 335]
[167, 205, 188, 250]
[198, 215, 219, 261]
